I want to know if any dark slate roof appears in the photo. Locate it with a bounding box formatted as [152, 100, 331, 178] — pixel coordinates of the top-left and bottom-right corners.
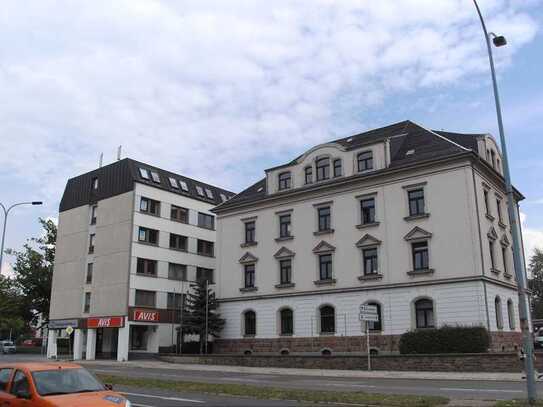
[215, 120, 483, 212]
[59, 158, 235, 212]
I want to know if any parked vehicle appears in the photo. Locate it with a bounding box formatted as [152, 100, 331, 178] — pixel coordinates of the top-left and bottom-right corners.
[0, 362, 131, 406]
[0, 341, 16, 354]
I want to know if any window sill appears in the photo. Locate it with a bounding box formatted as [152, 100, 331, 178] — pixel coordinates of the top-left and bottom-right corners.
[169, 247, 188, 253]
[485, 213, 495, 221]
[240, 242, 258, 248]
[319, 332, 335, 336]
[358, 274, 383, 281]
[137, 241, 159, 247]
[314, 278, 336, 286]
[136, 273, 158, 278]
[240, 287, 258, 293]
[275, 283, 295, 289]
[275, 236, 294, 242]
[140, 211, 161, 218]
[356, 222, 380, 230]
[243, 334, 256, 338]
[407, 268, 435, 276]
[498, 221, 507, 229]
[314, 229, 335, 236]
[279, 333, 293, 337]
[490, 268, 501, 275]
[198, 225, 216, 231]
[197, 253, 215, 258]
[504, 272, 513, 279]
[404, 213, 430, 222]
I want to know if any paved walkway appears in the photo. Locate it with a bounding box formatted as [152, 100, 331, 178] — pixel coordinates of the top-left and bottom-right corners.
[81, 359, 525, 382]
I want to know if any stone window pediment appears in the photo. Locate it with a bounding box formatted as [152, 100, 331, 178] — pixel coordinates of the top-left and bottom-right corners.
[313, 240, 336, 254]
[274, 246, 296, 259]
[404, 226, 432, 242]
[239, 252, 258, 264]
[355, 234, 382, 248]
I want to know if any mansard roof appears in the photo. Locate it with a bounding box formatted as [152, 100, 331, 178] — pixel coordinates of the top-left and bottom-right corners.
[214, 120, 486, 213]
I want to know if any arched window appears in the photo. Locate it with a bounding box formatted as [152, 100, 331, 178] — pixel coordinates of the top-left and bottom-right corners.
[415, 299, 434, 329]
[357, 151, 373, 172]
[316, 157, 330, 181]
[366, 302, 382, 332]
[280, 308, 293, 336]
[320, 305, 335, 334]
[495, 296, 503, 330]
[507, 299, 515, 330]
[278, 172, 291, 190]
[244, 311, 256, 336]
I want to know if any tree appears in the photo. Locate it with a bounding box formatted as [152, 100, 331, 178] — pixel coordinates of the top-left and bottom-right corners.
[183, 280, 225, 354]
[528, 248, 543, 319]
[0, 276, 27, 338]
[5, 218, 56, 326]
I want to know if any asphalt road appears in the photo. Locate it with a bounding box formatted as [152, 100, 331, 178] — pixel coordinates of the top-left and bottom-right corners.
[4, 353, 543, 403]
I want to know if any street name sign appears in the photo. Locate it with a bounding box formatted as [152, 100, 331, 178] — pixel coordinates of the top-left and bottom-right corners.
[359, 304, 379, 322]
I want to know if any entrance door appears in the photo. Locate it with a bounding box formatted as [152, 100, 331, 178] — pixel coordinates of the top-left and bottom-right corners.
[96, 328, 104, 358]
[111, 328, 118, 359]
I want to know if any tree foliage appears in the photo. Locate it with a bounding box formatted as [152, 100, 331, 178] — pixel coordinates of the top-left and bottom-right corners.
[529, 248, 543, 319]
[183, 280, 225, 354]
[5, 218, 56, 326]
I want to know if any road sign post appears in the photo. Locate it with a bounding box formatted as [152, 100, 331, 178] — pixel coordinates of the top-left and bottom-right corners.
[359, 305, 378, 371]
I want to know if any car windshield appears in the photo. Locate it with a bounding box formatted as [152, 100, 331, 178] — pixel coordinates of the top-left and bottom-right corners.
[32, 368, 104, 396]
[2, 341, 14, 346]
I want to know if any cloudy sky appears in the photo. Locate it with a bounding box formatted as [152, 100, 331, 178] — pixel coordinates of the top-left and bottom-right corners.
[1, 0, 542, 274]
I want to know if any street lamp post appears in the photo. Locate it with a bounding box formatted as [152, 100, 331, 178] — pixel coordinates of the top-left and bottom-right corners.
[472, 1, 537, 402]
[0, 201, 43, 274]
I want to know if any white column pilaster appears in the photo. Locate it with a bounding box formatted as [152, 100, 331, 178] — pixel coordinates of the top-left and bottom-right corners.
[73, 329, 83, 360]
[117, 322, 130, 362]
[85, 329, 96, 360]
[46, 330, 57, 359]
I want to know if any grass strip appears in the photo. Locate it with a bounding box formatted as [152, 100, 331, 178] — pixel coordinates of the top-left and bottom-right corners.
[495, 401, 543, 406]
[97, 374, 448, 407]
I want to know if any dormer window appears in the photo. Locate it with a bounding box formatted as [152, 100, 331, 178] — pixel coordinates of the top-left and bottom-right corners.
[139, 168, 149, 179]
[180, 181, 189, 192]
[490, 150, 496, 169]
[150, 171, 160, 183]
[205, 188, 214, 199]
[196, 185, 205, 196]
[220, 193, 227, 202]
[316, 157, 330, 181]
[304, 167, 313, 184]
[278, 172, 291, 190]
[333, 159, 342, 177]
[169, 177, 179, 189]
[357, 151, 373, 172]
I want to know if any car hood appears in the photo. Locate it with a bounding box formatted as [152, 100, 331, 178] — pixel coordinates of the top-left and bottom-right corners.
[45, 390, 128, 406]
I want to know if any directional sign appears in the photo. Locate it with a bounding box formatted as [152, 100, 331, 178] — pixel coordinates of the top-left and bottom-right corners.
[65, 326, 74, 335]
[359, 304, 379, 322]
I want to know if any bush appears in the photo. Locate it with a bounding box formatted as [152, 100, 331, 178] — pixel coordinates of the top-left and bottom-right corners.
[399, 325, 490, 354]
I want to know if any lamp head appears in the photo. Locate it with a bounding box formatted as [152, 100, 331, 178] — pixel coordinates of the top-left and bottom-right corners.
[492, 35, 507, 47]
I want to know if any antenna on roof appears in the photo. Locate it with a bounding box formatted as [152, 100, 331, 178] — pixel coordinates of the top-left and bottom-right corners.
[117, 145, 122, 161]
[99, 153, 103, 168]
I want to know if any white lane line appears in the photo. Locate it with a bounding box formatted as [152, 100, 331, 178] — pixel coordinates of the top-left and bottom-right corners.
[122, 392, 204, 403]
[219, 377, 263, 383]
[439, 388, 523, 393]
[326, 383, 377, 388]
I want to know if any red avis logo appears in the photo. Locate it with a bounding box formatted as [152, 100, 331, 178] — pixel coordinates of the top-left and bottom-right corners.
[134, 310, 159, 322]
[97, 318, 111, 327]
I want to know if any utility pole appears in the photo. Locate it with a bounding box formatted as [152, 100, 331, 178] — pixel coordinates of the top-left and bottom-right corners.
[204, 279, 209, 354]
[473, 1, 536, 402]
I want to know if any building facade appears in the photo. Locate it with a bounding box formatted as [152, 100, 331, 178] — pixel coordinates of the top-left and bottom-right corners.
[213, 120, 526, 355]
[47, 158, 234, 361]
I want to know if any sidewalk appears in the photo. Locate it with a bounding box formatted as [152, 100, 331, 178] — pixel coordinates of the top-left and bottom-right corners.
[81, 359, 526, 382]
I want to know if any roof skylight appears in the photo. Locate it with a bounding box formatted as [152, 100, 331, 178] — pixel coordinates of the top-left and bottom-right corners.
[150, 171, 160, 183]
[169, 177, 179, 188]
[205, 188, 214, 199]
[196, 185, 205, 196]
[139, 168, 149, 179]
[179, 181, 189, 192]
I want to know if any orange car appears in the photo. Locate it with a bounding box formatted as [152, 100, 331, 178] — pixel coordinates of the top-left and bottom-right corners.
[0, 362, 131, 406]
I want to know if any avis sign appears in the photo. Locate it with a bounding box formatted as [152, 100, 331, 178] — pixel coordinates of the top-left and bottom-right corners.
[134, 309, 160, 322]
[87, 316, 124, 328]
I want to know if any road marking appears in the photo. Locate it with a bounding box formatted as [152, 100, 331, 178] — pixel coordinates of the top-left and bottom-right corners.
[122, 392, 204, 403]
[219, 377, 264, 383]
[326, 383, 377, 388]
[439, 388, 523, 393]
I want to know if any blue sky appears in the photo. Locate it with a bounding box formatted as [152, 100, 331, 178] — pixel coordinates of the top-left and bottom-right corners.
[1, 0, 542, 275]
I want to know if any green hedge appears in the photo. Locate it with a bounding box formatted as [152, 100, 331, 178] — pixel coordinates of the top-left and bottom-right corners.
[399, 326, 490, 354]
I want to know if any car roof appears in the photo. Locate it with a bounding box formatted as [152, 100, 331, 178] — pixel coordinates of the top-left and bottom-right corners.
[0, 362, 82, 372]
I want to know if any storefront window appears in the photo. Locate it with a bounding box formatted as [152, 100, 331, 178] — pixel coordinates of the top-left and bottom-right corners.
[130, 326, 148, 351]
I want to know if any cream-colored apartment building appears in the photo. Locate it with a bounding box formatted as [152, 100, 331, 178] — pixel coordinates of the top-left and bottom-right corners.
[213, 120, 526, 355]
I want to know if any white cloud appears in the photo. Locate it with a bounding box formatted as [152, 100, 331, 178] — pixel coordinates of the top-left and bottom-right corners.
[0, 261, 14, 279]
[0, 0, 539, 203]
[521, 212, 543, 262]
